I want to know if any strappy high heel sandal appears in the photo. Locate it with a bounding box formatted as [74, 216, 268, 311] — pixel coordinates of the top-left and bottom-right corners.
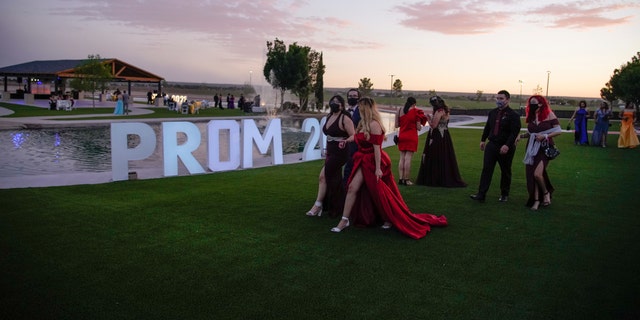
[531, 200, 540, 211]
[542, 192, 551, 207]
[331, 217, 350, 233]
[306, 201, 323, 217]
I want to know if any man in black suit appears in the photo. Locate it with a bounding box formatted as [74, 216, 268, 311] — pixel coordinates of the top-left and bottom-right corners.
[470, 90, 521, 203]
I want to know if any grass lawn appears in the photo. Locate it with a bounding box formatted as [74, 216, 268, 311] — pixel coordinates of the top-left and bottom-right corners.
[1, 125, 639, 319]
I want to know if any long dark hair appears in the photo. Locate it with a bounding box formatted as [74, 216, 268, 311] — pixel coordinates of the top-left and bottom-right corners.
[429, 96, 449, 114]
[403, 97, 416, 114]
[328, 94, 351, 118]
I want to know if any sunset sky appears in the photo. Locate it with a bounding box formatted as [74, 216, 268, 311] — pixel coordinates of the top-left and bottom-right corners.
[1, 0, 638, 98]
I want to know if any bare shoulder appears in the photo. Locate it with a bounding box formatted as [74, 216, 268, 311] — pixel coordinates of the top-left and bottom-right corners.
[371, 120, 383, 134]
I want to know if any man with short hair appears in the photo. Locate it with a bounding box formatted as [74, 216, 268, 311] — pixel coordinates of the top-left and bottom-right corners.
[470, 90, 521, 203]
[343, 88, 361, 187]
[122, 90, 129, 114]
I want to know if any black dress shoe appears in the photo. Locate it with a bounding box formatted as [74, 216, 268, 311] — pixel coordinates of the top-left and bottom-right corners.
[498, 195, 508, 202]
[470, 194, 486, 202]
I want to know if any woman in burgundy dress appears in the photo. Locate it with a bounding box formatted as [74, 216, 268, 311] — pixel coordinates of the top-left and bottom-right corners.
[306, 95, 355, 217]
[330, 97, 447, 239]
[416, 96, 467, 187]
[519, 95, 562, 210]
[396, 97, 428, 185]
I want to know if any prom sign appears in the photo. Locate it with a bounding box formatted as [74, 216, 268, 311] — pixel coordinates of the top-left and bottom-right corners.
[110, 118, 327, 181]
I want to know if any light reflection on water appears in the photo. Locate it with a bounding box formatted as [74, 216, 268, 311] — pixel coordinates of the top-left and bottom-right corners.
[0, 113, 396, 178]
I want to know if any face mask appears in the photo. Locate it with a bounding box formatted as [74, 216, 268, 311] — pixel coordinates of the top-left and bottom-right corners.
[529, 103, 539, 112]
[347, 97, 359, 106]
[496, 100, 506, 108]
[329, 102, 341, 113]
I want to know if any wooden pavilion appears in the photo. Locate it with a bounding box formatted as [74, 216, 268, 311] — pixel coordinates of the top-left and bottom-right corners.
[0, 58, 164, 100]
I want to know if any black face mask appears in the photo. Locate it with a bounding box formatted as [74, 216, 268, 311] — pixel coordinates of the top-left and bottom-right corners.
[329, 102, 341, 113]
[347, 97, 359, 107]
[529, 103, 539, 113]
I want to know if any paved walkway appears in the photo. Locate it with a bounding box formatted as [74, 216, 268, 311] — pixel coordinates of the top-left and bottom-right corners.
[0, 99, 490, 189]
[0, 99, 157, 129]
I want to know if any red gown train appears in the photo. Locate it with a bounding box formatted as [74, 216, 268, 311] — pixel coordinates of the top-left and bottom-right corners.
[348, 133, 447, 239]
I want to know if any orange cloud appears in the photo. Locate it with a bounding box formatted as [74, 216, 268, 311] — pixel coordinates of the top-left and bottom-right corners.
[395, 0, 639, 34]
[529, 2, 637, 29]
[395, 1, 509, 35]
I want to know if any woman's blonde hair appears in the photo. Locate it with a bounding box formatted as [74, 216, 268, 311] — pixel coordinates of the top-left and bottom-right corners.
[356, 97, 386, 140]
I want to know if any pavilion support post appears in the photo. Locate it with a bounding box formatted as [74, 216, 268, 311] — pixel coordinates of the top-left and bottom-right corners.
[1, 75, 8, 101]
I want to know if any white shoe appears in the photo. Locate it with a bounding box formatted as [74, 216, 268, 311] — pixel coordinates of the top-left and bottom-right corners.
[306, 201, 323, 217]
[331, 217, 350, 233]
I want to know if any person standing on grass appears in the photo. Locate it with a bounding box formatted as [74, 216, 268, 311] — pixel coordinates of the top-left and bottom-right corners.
[214, 94, 220, 109]
[342, 88, 362, 188]
[305, 95, 355, 218]
[591, 101, 612, 147]
[568, 100, 590, 145]
[395, 96, 427, 186]
[470, 90, 521, 203]
[518, 95, 562, 211]
[416, 96, 467, 188]
[330, 97, 447, 239]
[618, 101, 640, 149]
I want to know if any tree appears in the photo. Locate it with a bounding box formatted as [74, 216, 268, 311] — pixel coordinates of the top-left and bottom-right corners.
[70, 54, 112, 108]
[313, 52, 325, 111]
[392, 79, 403, 97]
[263, 38, 324, 112]
[600, 82, 616, 110]
[476, 90, 483, 102]
[263, 39, 288, 109]
[358, 78, 373, 97]
[533, 85, 543, 95]
[604, 51, 640, 114]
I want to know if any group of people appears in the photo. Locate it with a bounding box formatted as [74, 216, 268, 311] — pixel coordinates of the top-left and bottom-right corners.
[213, 93, 236, 109]
[305, 89, 448, 239]
[306, 88, 632, 240]
[113, 90, 129, 115]
[468, 90, 563, 211]
[48, 93, 74, 110]
[568, 100, 638, 149]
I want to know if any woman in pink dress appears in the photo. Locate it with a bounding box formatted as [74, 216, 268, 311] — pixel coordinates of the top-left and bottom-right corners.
[331, 97, 447, 239]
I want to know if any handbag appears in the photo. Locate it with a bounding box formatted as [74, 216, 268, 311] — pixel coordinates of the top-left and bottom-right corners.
[541, 140, 560, 160]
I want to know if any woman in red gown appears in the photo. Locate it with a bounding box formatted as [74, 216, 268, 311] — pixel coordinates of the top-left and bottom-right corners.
[331, 97, 447, 239]
[396, 97, 428, 185]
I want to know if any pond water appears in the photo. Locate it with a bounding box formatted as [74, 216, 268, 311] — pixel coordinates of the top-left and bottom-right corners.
[0, 113, 397, 178]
